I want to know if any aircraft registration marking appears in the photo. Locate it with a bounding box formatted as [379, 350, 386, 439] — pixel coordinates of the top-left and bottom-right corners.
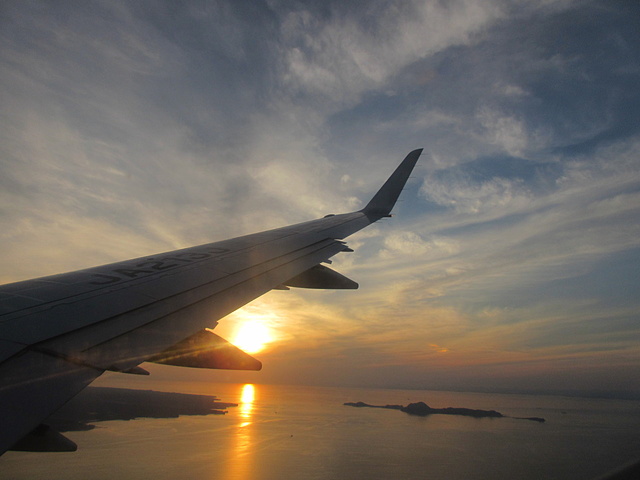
[89, 247, 230, 285]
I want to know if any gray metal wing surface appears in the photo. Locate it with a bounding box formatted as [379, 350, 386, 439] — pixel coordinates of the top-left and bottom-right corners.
[0, 149, 422, 454]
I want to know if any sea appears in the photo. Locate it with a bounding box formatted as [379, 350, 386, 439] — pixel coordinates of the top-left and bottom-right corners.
[1, 381, 639, 480]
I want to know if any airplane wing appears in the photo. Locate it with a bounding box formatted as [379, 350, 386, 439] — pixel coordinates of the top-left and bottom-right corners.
[0, 149, 422, 454]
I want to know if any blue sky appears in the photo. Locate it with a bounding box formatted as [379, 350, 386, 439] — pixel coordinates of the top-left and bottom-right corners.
[1, 0, 639, 397]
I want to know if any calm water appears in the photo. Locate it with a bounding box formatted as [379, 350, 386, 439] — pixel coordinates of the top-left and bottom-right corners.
[2, 381, 640, 479]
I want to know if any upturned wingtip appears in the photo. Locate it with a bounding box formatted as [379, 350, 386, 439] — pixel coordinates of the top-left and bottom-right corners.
[361, 149, 423, 218]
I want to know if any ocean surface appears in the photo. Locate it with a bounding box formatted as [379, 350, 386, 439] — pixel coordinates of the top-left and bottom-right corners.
[2, 381, 640, 480]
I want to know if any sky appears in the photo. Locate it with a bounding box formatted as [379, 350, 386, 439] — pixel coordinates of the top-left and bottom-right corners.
[1, 0, 639, 398]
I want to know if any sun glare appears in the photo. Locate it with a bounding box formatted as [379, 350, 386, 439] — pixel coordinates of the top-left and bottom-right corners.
[232, 320, 272, 354]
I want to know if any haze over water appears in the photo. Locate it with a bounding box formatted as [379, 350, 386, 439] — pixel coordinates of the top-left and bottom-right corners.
[2, 382, 639, 480]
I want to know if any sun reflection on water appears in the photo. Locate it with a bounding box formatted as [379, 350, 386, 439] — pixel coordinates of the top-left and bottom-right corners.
[239, 383, 255, 427]
[226, 383, 256, 479]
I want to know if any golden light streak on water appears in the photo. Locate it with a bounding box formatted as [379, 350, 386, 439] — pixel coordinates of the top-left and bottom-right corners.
[225, 384, 256, 479]
[239, 383, 255, 426]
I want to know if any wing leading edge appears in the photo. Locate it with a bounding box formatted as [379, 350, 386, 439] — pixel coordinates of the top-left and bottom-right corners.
[0, 149, 422, 454]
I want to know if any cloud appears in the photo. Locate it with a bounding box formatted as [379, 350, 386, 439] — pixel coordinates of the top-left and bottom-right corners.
[276, 0, 507, 109]
[475, 106, 528, 156]
[421, 173, 532, 214]
[378, 231, 459, 260]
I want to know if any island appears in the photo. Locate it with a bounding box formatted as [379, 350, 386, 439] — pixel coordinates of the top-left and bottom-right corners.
[344, 401, 545, 423]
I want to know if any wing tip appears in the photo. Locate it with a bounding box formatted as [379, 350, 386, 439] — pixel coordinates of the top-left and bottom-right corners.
[361, 148, 423, 217]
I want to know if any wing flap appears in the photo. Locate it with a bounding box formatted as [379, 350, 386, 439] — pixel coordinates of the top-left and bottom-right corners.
[285, 264, 358, 289]
[9, 425, 77, 452]
[148, 329, 262, 371]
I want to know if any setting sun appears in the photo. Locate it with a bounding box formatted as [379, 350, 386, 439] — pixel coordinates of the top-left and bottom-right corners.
[231, 320, 272, 354]
[217, 303, 283, 355]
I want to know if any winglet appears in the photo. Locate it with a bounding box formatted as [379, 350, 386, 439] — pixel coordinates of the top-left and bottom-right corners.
[361, 149, 423, 218]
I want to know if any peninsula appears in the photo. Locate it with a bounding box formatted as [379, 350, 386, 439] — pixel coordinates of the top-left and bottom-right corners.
[48, 387, 237, 432]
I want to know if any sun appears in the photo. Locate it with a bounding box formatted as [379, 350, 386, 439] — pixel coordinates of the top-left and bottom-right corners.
[231, 320, 272, 354]
[217, 303, 282, 354]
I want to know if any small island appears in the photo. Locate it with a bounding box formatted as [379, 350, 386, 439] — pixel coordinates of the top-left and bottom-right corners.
[344, 401, 545, 423]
